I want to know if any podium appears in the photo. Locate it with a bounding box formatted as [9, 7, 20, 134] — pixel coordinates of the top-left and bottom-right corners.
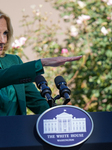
[0, 112, 112, 150]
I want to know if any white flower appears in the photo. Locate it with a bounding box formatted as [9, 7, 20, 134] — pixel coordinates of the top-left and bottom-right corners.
[63, 15, 69, 20]
[107, 0, 112, 5]
[102, 0, 108, 2]
[82, 15, 91, 20]
[78, 1, 86, 8]
[70, 25, 77, 32]
[76, 19, 82, 24]
[36, 9, 40, 16]
[102, 0, 112, 5]
[71, 32, 78, 37]
[12, 40, 20, 48]
[76, 14, 91, 24]
[19, 37, 27, 45]
[12, 37, 27, 48]
[101, 27, 108, 35]
[70, 25, 78, 37]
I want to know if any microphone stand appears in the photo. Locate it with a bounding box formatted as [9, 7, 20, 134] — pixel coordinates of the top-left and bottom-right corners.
[52, 94, 71, 107]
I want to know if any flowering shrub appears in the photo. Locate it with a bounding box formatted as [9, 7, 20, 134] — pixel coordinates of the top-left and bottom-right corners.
[8, 0, 112, 112]
[76, 15, 91, 24]
[8, 37, 27, 58]
[45, 0, 112, 112]
[12, 37, 27, 48]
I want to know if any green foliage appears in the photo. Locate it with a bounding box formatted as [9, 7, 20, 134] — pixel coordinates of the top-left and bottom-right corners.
[9, 1, 112, 113]
[45, 0, 112, 112]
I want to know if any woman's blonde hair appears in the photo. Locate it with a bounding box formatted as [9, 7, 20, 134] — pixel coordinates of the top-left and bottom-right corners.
[0, 10, 13, 56]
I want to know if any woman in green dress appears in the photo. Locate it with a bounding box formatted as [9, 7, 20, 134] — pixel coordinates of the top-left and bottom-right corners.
[0, 10, 82, 116]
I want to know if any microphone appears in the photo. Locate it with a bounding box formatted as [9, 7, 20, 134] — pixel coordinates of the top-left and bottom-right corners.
[54, 76, 71, 105]
[35, 75, 53, 107]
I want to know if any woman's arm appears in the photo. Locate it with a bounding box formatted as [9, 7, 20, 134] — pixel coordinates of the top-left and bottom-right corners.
[0, 60, 38, 89]
[0, 55, 82, 89]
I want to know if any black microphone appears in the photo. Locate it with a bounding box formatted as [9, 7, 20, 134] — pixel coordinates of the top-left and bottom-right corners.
[35, 75, 53, 107]
[54, 76, 71, 105]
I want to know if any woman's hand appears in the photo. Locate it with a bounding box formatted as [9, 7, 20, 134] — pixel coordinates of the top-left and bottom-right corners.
[41, 56, 82, 67]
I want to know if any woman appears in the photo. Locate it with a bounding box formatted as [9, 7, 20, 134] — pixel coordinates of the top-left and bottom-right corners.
[0, 10, 82, 116]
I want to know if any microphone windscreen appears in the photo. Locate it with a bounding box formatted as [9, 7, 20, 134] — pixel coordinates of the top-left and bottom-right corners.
[35, 75, 46, 84]
[54, 76, 66, 88]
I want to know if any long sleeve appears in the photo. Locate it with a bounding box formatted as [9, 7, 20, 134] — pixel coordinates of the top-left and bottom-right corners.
[0, 58, 44, 89]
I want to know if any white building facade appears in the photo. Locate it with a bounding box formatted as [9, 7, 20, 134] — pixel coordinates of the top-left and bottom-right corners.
[43, 110, 86, 134]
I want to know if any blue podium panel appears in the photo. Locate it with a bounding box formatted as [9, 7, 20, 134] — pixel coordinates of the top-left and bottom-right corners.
[0, 112, 112, 150]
